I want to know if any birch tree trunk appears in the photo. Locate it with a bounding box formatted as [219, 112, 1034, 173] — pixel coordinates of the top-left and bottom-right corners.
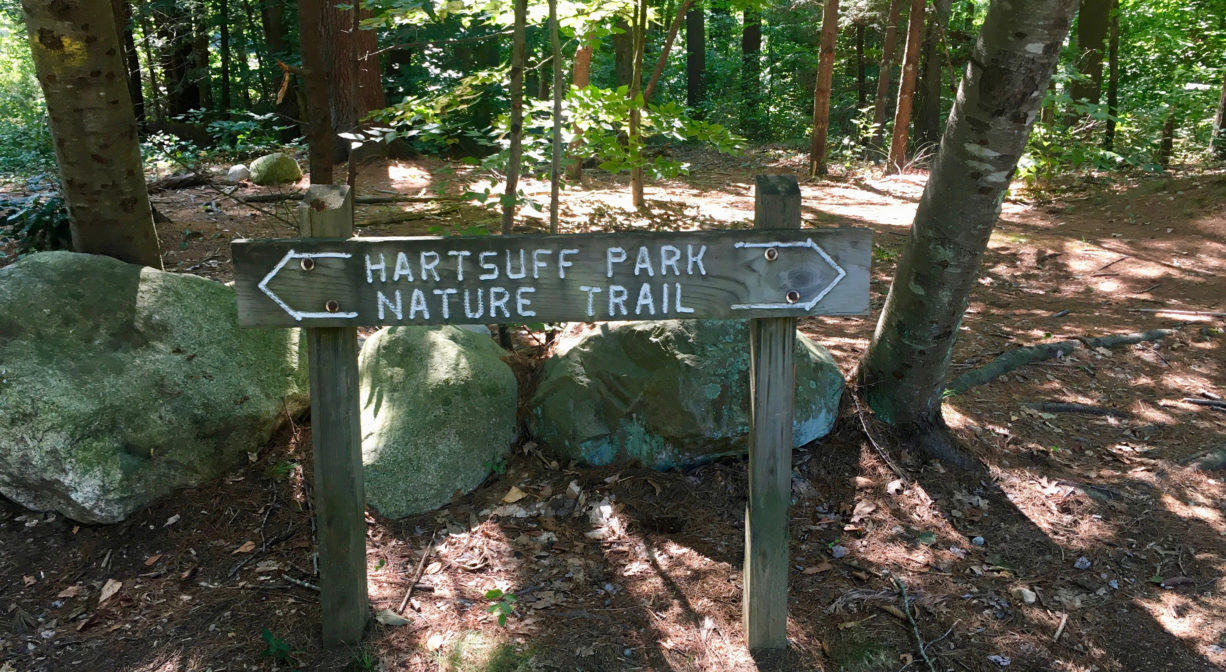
[859, 0, 1076, 464]
[22, 0, 162, 268]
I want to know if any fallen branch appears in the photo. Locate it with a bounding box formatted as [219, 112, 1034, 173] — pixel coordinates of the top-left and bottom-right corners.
[946, 329, 1177, 395]
[1022, 402, 1131, 418]
[398, 531, 437, 614]
[242, 192, 465, 205]
[892, 575, 937, 672]
[147, 172, 208, 192]
[1128, 308, 1226, 318]
[1182, 398, 1226, 409]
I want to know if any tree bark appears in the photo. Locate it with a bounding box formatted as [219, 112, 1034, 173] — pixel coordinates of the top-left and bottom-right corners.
[155, 3, 200, 116]
[629, 0, 647, 208]
[855, 23, 866, 110]
[261, 0, 302, 139]
[741, 6, 762, 139]
[220, 0, 232, 111]
[549, 0, 562, 233]
[884, 0, 927, 174]
[298, 0, 334, 184]
[914, 0, 953, 149]
[110, 0, 145, 125]
[322, 1, 356, 162]
[870, 0, 905, 151]
[644, 0, 694, 105]
[859, 0, 1075, 462]
[1068, 0, 1111, 108]
[808, 0, 840, 176]
[22, 0, 162, 268]
[136, 0, 161, 121]
[1102, 0, 1119, 150]
[191, 3, 211, 109]
[613, 17, 634, 88]
[501, 0, 527, 234]
[1157, 113, 1176, 168]
[686, 7, 705, 112]
[565, 43, 593, 180]
[1214, 70, 1226, 161]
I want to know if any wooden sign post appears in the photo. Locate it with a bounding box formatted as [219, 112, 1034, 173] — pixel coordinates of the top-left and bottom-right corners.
[232, 176, 870, 650]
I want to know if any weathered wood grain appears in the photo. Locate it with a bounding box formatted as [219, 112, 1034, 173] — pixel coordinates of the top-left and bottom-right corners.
[299, 186, 368, 647]
[232, 228, 871, 328]
[743, 175, 799, 651]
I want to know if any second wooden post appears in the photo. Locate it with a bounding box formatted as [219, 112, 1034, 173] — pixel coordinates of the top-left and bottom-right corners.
[298, 185, 368, 646]
[743, 174, 800, 650]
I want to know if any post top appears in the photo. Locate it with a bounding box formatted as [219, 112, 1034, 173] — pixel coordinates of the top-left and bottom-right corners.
[754, 174, 801, 196]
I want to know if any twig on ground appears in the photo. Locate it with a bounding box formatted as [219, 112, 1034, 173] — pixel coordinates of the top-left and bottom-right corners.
[1086, 255, 1128, 276]
[1128, 308, 1226, 318]
[892, 575, 938, 672]
[1053, 613, 1069, 641]
[1182, 398, 1226, 409]
[281, 574, 320, 592]
[1022, 402, 1131, 418]
[852, 392, 908, 482]
[398, 530, 438, 614]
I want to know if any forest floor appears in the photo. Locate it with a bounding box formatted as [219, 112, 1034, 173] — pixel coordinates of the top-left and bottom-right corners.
[1, 149, 1225, 672]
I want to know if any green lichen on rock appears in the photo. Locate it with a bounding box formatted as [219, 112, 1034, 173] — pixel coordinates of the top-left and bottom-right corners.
[528, 320, 844, 469]
[0, 252, 309, 523]
[360, 326, 517, 519]
[248, 153, 302, 185]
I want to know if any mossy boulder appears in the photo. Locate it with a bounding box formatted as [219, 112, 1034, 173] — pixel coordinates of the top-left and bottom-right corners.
[248, 153, 302, 185]
[0, 252, 309, 523]
[528, 320, 844, 469]
[360, 326, 517, 518]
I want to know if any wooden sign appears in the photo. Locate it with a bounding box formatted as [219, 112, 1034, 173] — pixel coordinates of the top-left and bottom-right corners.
[232, 229, 871, 328]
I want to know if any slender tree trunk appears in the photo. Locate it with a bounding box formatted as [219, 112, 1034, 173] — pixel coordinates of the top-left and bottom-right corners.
[859, 0, 1076, 463]
[1103, 0, 1119, 150]
[549, 0, 562, 234]
[855, 23, 866, 110]
[501, 0, 527, 234]
[1157, 113, 1176, 168]
[1214, 70, 1226, 161]
[629, 0, 647, 208]
[915, 0, 953, 149]
[644, 0, 694, 105]
[137, 0, 161, 121]
[884, 0, 927, 174]
[614, 17, 634, 88]
[191, 4, 211, 110]
[809, 0, 840, 176]
[157, 4, 200, 116]
[262, 0, 302, 139]
[565, 43, 593, 180]
[240, 0, 265, 104]
[299, 0, 334, 184]
[323, 2, 356, 162]
[741, 6, 762, 139]
[1068, 0, 1110, 109]
[220, 0, 232, 111]
[22, 0, 162, 268]
[870, 0, 905, 151]
[111, 0, 145, 126]
[686, 7, 706, 112]
[354, 1, 385, 117]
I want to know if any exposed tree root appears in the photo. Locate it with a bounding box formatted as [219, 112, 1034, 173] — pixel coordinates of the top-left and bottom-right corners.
[946, 328, 1178, 395]
[846, 379, 978, 472]
[1022, 402, 1131, 417]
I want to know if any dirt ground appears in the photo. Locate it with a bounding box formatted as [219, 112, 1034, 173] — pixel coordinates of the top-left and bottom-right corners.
[2, 150, 1225, 672]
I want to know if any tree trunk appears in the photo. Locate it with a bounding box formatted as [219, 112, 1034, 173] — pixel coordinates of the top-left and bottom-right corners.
[741, 7, 762, 139]
[884, 0, 927, 174]
[323, 1, 356, 162]
[1067, 0, 1110, 108]
[22, 0, 162, 268]
[629, 0, 647, 208]
[549, 0, 562, 234]
[136, 0, 161, 121]
[500, 0, 527, 234]
[870, 0, 905, 151]
[643, 0, 694, 105]
[808, 0, 840, 176]
[1214, 70, 1226, 160]
[156, 4, 200, 116]
[1102, 0, 1119, 150]
[191, 4, 211, 109]
[686, 7, 705, 111]
[240, 0, 265, 105]
[1157, 113, 1176, 169]
[914, 0, 953, 149]
[613, 17, 634, 88]
[220, 0, 232, 111]
[855, 23, 866, 110]
[565, 43, 593, 180]
[859, 0, 1075, 462]
[299, 0, 334, 184]
[110, 0, 145, 126]
[261, 0, 302, 139]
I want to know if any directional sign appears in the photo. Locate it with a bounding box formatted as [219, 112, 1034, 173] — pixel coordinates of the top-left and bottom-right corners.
[232, 229, 870, 328]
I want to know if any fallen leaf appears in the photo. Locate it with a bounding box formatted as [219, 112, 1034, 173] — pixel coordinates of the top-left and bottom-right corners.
[374, 608, 411, 626]
[98, 578, 122, 605]
[163, 514, 180, 527]
[887, 480, 905, 495]
[425, 561, 443, 575]
[879, 604, 907, 621]
[57, 585, 84, 599]
[850, 501, 877, 523]
[232, 540, 257, 554]
[144, 554, 163, 566]
[803, 562, 833, 575]
[501, 486, 528, 504]
[426, 632, 446, 651]
[22, 575, 35, 586]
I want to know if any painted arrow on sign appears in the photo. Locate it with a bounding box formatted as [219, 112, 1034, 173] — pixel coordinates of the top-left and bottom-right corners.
[232, 228, 871, 328]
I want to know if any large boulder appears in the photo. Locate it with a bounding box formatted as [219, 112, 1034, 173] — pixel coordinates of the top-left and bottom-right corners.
[0, 252, 309, 524]
[528, 320, 844, 469]
[360, 326, 517, 518]
[248, 153, 302, 185]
